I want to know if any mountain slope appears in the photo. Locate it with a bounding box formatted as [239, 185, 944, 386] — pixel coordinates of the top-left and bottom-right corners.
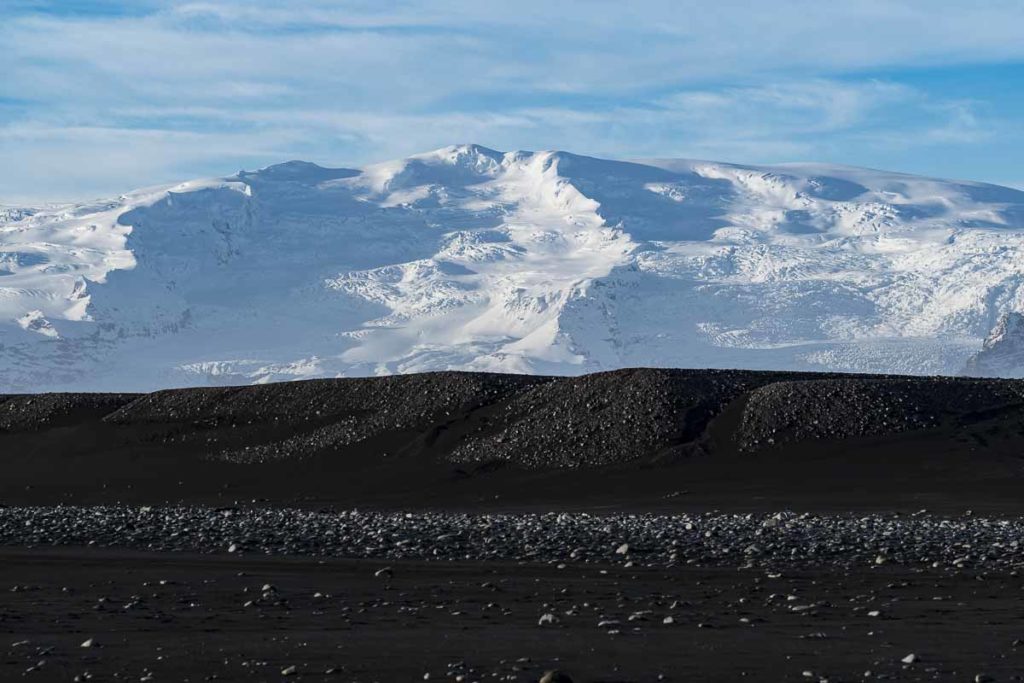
[2, 144, 1024, 391]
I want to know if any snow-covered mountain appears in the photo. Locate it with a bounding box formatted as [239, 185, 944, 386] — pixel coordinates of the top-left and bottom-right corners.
[3, 144, 1024, 391]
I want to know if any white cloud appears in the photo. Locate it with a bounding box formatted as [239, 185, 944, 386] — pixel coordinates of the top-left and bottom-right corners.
[660, 81, 915, 134]
[2, 78, 990, 204]
[1, 1, 1021, 200]
[6, 1, 1024, 108]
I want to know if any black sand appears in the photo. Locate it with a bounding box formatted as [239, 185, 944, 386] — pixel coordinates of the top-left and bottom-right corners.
[4, 368, 1024, 681]
[4, 548, 1024, 682]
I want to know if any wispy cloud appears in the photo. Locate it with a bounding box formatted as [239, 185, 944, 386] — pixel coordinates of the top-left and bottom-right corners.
[1, 0, 1022, 201]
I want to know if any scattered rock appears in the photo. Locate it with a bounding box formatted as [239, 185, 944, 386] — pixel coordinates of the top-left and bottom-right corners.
[539, 671, 574, 683]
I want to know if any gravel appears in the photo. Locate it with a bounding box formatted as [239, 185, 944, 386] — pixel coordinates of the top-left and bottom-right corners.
[448, 368, 773, 468]
[103, 372, 546, 464]
[7, 369, 1024, 471]
[4, 505, 1024, 571]
[0, 393, 136, 432]
[738, 377, 1024, 451]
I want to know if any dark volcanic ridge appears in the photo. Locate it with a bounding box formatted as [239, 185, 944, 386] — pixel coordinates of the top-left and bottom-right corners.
[7, 368, 1024, 465]
[5, 368, 1024, 511]
[104, 371, 545, 465]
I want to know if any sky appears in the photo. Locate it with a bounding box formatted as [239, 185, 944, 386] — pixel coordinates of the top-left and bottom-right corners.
[1, 0, 1023, 203]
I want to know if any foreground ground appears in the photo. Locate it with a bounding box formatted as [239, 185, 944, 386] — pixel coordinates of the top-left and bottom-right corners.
[4, 548, 1024, 682]
[3, 506, 1024, 681]
[5, 370, 1024, 680]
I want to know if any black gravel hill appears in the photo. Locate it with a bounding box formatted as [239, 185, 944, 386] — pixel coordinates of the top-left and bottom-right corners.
[4, 368, 1024, 512]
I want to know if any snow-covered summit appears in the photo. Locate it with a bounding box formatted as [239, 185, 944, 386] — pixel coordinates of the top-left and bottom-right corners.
[3, 144, 1024, 391]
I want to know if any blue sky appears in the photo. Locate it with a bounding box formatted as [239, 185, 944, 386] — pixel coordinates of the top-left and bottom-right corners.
[2, 0, 1022, 203]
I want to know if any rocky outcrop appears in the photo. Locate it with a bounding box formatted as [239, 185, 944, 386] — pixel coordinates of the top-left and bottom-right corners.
[963, 312, 1024, 377]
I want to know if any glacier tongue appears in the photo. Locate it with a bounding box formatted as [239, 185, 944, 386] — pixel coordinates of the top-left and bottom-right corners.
[3, 143, 1024, 391]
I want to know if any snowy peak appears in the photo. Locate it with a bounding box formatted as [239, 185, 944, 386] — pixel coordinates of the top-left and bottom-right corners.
[2, 145, 1024, 391]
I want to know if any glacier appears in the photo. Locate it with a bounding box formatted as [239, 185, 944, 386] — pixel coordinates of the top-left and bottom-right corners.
[2, 143, 1024, 391]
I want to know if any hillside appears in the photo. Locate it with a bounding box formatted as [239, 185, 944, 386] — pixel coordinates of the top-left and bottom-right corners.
[4, 369, 1024, 512]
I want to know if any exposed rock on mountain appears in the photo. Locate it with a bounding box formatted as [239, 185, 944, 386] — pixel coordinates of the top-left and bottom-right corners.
[963, 312, 1024, 377]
